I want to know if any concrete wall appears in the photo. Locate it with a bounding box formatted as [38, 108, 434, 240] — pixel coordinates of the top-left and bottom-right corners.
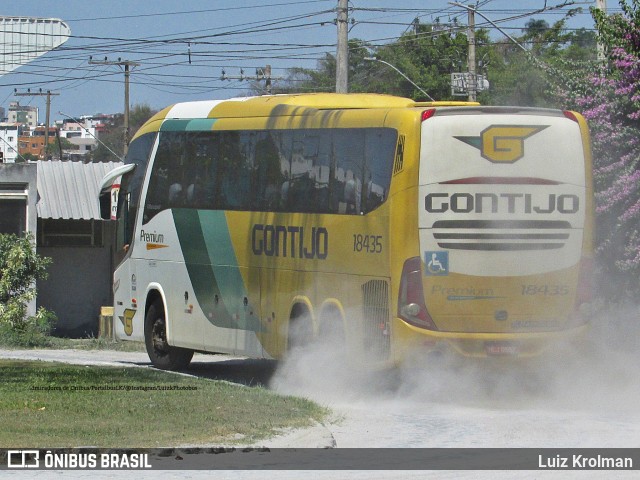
[37, 221, 116, 337]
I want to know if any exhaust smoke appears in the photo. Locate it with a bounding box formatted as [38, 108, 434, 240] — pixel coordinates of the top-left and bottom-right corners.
[269, 295, 640, 447]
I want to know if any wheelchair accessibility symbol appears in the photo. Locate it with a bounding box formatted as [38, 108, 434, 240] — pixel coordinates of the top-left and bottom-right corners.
[425, 251, 449, 276]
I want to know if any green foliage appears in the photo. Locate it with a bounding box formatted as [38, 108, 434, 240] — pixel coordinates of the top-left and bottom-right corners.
[18, 153, 39, 162]
[0, 308, 56, 348]
[90, 113, 125, 162]
[591, 0, 640, 53]
[0, 233, 49, 311]
[50, 137, 77, 159]
[485, 11, 597, 107]
[573, 1, 640, 295]
[0, 233, 56, 346]
[272, 13, 596, 107]
[91, 103, 157, 162]
[369, 23, 483, 101]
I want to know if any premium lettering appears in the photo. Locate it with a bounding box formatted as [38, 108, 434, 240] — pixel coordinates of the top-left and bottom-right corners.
[425, 192, 579, 214]
[252, 224, 328, 259]
[140, 230, 164, 243]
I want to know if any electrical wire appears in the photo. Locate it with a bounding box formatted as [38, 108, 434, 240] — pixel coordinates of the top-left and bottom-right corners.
[0, 0, 601, 111]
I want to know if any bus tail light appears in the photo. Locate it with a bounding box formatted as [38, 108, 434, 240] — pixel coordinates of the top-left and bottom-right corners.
[563, 110, 579, 123]
[398, 257, 438, 330]
[421, 109, 436, 122]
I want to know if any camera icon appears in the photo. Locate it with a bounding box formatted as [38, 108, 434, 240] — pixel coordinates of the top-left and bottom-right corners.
[7, 450, 40, 468]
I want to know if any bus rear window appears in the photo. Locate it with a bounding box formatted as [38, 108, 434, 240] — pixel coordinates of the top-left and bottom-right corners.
[142, 127, 396, 223]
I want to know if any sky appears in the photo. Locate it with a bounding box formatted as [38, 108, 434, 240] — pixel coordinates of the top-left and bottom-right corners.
[0, 0, 608, 123]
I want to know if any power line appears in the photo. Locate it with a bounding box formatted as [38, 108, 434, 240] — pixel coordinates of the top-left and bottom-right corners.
[14, 89, 59, 156]
[66, 1, 334, 22]
[0, 1, 600, 114]
[88, 57, 140, 153]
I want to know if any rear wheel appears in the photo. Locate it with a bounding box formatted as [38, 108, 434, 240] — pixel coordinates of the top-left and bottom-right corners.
[318, 307, 347, 363]
[287, 305, 313, 352]
[144, 299, 193, 370]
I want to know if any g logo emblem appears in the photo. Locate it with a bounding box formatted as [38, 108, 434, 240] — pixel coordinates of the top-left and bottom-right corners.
[120, 308, 136, 336]
[455, 125, 548, 163]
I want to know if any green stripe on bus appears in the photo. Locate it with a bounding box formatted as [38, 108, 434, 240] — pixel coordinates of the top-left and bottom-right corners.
[172, 208, 260, 332]
[198, 210, 261, 332]
[160, 118, 216, 132]
[186, 118, 217, 131]
[172, 208, 234, 329]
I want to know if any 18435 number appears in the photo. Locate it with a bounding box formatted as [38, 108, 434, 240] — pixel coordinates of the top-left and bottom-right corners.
[521, 284, 570, 296]
[353, 234, 383, 253]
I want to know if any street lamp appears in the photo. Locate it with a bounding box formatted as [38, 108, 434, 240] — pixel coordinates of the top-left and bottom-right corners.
[364, 57, 435, 101]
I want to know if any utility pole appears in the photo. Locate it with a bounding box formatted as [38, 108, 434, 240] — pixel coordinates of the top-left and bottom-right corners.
[220, 65, 283, 94]
[335, 0, 349, 93]
[14, 89, 59, 159]
[264, 65, 272, 94]
[89, 57, 140, 155]
[595, 0, 607, 62]
[466, 7, 477, 102]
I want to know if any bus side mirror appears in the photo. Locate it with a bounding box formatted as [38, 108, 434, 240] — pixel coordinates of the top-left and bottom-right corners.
[99, 188, 112, 220]
[99, 164, 135, 220]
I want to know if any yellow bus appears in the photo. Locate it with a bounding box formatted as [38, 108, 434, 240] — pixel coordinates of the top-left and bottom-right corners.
[99, 94, 594, 370]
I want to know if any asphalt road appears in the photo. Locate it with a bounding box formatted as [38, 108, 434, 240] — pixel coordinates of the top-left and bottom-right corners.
[2, 314, 640, 480]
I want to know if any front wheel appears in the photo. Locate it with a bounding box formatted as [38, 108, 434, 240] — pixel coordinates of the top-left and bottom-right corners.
[144, 299, 193, 370]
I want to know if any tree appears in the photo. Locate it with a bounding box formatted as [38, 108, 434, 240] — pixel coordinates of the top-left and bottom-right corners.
[368, 21, 482, 101]
[485, 11, 597, 107]
[91, 103, 157, 162]
[0, 233, 55, 341]
[558, 0, 640, 295]
[523, 19, 550, 40]
[272, 39, 373, 95]
[272, 14, 594, 106]
[50, 136, 76, 160]
[91, 113, 125, 162]
[273, 23, 491, 102]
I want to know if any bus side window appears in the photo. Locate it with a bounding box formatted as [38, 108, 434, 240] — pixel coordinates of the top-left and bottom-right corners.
[215, 132, 238, 209]
[141, 127, 395, 219]
[362, 129, 395, 213]
[144, 132, 176, 221]
[114, 183, 132, 255]
[332, 129, 362, 214]
[254, 131, 283, 210]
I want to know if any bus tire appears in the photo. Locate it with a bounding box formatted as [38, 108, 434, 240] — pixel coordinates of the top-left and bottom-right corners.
[318, 308, 344, 342]
[144, 299, 194, 370]
[287, 304, 313, 352]
[318, 307, 347, 361]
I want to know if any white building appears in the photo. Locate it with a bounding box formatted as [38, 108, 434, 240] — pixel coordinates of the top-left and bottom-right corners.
[57, 113, 113, 141]
[59, 121, 92, 140]
[8, 102, 38, 129]
[0, 123, 22, 162]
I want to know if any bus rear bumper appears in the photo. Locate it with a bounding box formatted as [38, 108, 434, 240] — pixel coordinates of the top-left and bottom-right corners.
[392, 317, 590, 361]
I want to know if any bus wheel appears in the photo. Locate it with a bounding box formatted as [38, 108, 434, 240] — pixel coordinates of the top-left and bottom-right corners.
[144, 299, 194, 370]
[287, 305, 313, 352]
[318, 307, 347, 361]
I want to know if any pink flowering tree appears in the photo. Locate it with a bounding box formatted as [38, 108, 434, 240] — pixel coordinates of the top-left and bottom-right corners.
[559, 1, 640, 295]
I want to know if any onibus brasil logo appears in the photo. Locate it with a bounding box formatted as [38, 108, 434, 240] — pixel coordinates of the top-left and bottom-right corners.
[455, 125, 549, 163]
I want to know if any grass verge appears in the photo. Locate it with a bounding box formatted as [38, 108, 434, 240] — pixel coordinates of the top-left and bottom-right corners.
[0, 328, 146, 351]
[45, 336, 147, 351]
[0, 359, 327, 448]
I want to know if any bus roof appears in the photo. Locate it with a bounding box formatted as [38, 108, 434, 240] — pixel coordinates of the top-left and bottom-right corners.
[132, 94, 481, 140]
